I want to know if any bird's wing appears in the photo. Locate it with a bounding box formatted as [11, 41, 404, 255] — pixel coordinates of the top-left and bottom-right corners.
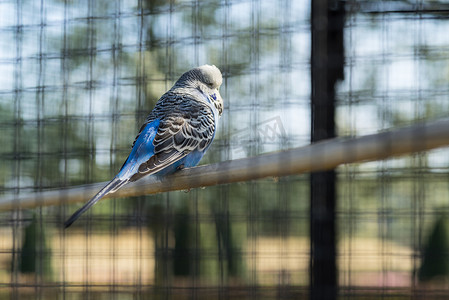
[128, 105, 216, 181]
[116, 119, 161, 180]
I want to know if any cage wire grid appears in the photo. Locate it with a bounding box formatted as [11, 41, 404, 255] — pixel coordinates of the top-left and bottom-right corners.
[1, 0, 449, 299]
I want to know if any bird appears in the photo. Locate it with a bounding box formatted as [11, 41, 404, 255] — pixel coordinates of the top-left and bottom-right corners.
[64, 65, 223, 228]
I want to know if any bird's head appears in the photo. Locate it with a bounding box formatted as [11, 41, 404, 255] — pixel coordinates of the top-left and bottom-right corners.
[175, 65, 224, 116]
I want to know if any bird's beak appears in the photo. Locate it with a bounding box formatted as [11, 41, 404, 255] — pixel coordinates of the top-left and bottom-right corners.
[217, 91, 224, 116]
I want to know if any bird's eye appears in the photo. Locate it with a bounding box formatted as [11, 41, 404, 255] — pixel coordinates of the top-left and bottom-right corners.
[210, 93, 217, 100]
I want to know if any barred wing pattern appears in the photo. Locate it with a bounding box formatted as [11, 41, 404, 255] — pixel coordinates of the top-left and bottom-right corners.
[129, 92, 216, 181]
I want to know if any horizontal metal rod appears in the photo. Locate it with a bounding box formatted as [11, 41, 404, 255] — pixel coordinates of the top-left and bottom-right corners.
[2, 118, 449, 211]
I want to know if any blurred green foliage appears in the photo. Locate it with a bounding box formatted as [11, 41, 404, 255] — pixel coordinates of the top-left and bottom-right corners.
[17, 214, 52, 281]
[419, 215, 449, 282]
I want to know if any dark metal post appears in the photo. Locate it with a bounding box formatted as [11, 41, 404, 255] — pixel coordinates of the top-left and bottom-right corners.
[310, 0, 345, 299]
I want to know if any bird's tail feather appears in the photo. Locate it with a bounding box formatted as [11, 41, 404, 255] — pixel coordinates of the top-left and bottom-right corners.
[64, 177, 127, 228]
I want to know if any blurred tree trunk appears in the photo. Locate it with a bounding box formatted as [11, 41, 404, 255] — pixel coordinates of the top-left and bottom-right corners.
[310, 0, 345, 299]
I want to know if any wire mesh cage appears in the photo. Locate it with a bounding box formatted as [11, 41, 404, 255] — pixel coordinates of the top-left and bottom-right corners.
[1, 0, 449, 299]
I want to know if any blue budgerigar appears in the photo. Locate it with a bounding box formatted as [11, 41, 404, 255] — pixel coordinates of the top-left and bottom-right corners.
[64, 65, 223, 228]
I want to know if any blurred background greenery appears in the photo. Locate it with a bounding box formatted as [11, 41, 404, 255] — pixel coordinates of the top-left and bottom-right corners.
[1, 0, 449, 299]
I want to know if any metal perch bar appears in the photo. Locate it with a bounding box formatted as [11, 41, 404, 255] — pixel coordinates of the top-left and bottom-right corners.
[2, 117, 449, 211]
